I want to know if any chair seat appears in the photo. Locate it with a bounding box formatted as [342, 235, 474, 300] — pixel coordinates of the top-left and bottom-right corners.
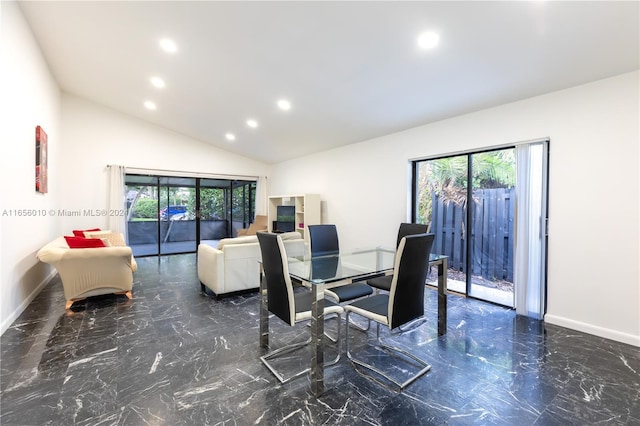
[367, 274, 392, 292]
[344, 294, 389, 325]
[325, 283, 373, 303]
[294, 292, 344, 321]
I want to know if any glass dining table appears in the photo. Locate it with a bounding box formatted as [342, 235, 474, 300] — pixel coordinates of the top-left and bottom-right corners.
[259, 246, 448, 397]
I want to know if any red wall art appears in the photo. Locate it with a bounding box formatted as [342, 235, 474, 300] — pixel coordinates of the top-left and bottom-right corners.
[36, 125, 48, 193]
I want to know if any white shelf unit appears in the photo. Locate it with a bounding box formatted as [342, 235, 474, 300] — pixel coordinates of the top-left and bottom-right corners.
[268, 194, 321, 241]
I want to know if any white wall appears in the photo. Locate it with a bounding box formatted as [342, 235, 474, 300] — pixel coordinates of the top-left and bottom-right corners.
[269, 71, 640, 347]
[58, 94, 270, 232]
[0, 1, 62, 332]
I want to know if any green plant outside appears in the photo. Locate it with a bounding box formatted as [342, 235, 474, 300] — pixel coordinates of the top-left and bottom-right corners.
[131, 198, 158, 219]
[417, 150, 515, 224]
[127, 182, 256, 222]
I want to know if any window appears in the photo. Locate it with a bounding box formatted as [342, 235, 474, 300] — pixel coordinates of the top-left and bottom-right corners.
[412, 140, 548, 317]
[125, 174, 256, 256]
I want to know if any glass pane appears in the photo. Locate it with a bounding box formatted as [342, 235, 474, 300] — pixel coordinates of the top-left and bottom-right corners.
[159, 177, 196, 255]
[124, 175, 256, 256]
[125, 176, 159, 256]
[231, 181, 256, 237]
[416, 155, 469, 294]
[199, 179, 230, 247]
[468, 149, 515, 307]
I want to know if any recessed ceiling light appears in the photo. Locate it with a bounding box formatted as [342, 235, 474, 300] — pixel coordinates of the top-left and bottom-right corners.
[246, 119, 258, 128]
[159, 38, 177, 53]
[277, 99, 291, 111]
[144, 100, 157, 110]
[417, 31, 439, 49]
[150, 76, 165, 89]
[225, 133, 236, 141]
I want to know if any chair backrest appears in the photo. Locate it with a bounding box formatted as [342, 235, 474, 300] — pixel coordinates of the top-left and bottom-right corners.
[396, 223, 429, 248]
[308, 224, 339, 257]
[388, 233, 435, 329]
[257, 232, 296, 326]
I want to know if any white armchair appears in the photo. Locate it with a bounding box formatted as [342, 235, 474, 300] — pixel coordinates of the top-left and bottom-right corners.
[197, 232, 305, 298]
[36, 232, 136, 309]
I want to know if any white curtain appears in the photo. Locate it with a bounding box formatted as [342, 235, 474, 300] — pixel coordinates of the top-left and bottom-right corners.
[107, 165, 126, 236]
[514, 142, 547, 319]
[255, 176, 268, 217]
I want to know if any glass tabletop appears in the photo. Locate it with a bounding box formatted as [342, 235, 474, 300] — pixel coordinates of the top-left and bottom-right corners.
[287, 247, 447, 285]
[429, 253, 447, 262]
[287, 247, 394, 284]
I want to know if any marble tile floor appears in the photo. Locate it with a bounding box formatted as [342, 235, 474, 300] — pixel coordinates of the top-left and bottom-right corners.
[1, 254, 638, 425]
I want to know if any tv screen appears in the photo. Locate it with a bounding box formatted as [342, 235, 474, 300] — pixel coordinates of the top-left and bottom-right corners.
[276, 205, 295, 223]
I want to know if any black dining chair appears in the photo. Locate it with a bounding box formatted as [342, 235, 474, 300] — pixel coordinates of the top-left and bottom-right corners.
[256, 232, 343, 384]
[367, 223, 429, 292]
[307, 224, 374, 303]
[345, 233, 435, 390]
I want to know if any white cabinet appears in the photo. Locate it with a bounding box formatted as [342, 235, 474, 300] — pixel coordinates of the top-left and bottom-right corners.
[268, 194, 320, 241]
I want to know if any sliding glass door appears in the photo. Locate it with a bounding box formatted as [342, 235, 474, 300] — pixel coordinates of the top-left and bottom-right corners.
[159, 177, 196, 255]
[414, 148, 517, 307]
[468, 150, 516, 306]
[125, 175, 160, 256]
[199, 180, 229, 247]
[415, 155, 469, 294]
[125, 175, 256, 257]
[231, 181, 256, 236]
[413, 143, 548, 312]
[198, 179, 256, 245]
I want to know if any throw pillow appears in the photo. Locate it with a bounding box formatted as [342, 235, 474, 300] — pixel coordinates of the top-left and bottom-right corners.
[64, 236, 106, 249]
[72, 228, 101, 237]
[84, 230, 123, 247]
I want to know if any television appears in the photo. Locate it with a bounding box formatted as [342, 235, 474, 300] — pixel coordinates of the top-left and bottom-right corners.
[275, 205, 295, 232]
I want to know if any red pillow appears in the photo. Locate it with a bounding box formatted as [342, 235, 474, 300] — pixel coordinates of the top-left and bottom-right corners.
[64, 236, 106, 248]
[72, 228, 101, 237]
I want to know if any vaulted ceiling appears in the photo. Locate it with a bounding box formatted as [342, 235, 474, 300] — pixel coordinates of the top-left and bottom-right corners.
[18, 1, 639, 163]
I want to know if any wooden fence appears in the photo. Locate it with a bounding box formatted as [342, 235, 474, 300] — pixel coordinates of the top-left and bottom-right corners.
[430, 188, 515, 281]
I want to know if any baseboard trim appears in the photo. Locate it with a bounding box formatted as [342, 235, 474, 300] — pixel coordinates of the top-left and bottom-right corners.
[0, 270, 57, 335]
[544, 314, 640, 347]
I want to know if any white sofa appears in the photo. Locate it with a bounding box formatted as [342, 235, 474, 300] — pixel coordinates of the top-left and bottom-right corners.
[36, 232, 137, 309]
[198, 232, 305, 297]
